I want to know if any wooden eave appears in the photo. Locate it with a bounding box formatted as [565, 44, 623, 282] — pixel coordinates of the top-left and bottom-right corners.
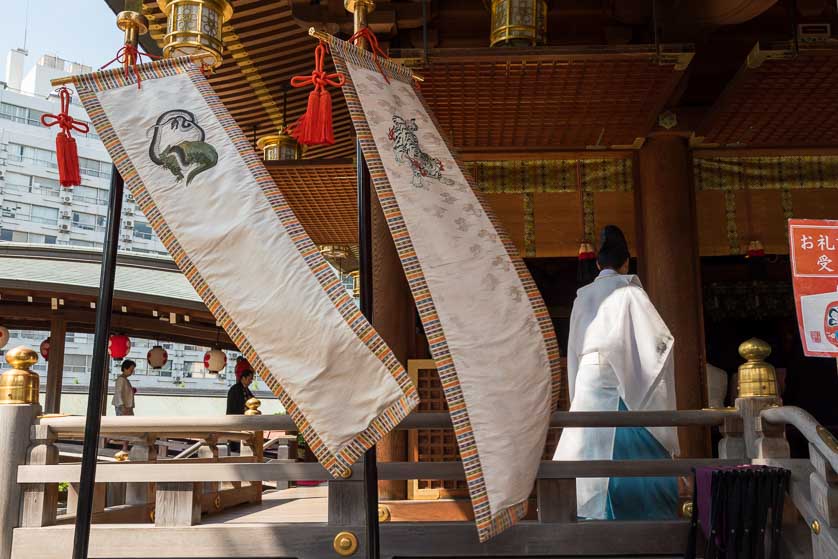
[697, 42, 838, 148]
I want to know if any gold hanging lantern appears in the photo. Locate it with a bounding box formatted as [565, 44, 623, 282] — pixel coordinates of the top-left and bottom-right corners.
[256, 132, 301, 161]
[157, 0, 233, 69]
[489, 0, 548, 47]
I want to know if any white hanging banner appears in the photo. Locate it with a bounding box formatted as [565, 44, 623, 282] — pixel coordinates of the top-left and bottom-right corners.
[72, 59, 418, 477]
[328, 37, 562, 541]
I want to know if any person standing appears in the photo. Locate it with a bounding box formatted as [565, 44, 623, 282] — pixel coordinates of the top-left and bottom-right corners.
[554, 225, 679, 520]
[226, 369, 255, 454]
[112, 359, 137, 416]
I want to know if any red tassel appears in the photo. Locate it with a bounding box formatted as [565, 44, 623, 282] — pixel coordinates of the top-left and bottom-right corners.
[40, 87, 88, 187]
[56, 133, 81, 187]
[290, 43, 344, 147]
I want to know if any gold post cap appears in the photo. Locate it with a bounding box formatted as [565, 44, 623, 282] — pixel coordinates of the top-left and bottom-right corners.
[333, 531, 358, 556]
[0, 346, 40, 405]
[738, 338, 771, 361]
[244, 397, 262, 416]
[114, 450, 130, 462]
[5, 346, 38, 370]
[116, 11, 149, 35]
[344, 0, 376, 14]
[737, 337, 778, 398]
[812, 519, 821, 534]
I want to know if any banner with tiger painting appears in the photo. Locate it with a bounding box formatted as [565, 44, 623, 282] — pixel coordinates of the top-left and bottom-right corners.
[69, 58, 418, 478]
[327, 37, 562, 541]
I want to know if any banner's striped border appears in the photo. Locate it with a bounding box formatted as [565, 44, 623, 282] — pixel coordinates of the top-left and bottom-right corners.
[73, 58, 418, 477]
[329, 37, 562, 541]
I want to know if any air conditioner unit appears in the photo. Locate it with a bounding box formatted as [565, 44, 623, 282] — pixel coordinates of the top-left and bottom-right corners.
[123, 207, 134, 216]
[59, 209, 72, 219]
[60, 193, 73, 204]
[123, 219, 134, 228]
[59, 223, 71, 232]
[121, 233, 133, 242]
[126, 193, 135, 202]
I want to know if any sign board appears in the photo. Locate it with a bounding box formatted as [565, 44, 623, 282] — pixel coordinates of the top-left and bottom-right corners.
[789, 218, 838, 356]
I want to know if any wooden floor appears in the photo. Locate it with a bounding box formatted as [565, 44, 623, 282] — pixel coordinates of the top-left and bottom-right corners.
[208, 486, 328, 524]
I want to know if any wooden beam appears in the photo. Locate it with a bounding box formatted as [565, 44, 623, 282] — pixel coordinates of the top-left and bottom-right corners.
[44, 318, 66, 414]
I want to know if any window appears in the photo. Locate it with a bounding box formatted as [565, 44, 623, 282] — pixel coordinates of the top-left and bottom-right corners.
[74, 185, 107, 205]
[4, 171, 30, 189]
[0, 102, 98, 139]
[72, 211, 105, 231]
[2, 202, 30, 219]
[78, 157, 111, 179]
[65, 354, 92, 374]
[30, 205, 59, 226]
[32, 176, 60, 198]
[133, 222, 154, 240]
[7, 143, 57, 169]
[69, 239, 94, 247]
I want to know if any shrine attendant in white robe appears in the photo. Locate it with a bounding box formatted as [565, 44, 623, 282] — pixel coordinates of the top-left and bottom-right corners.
[554, 225, 679, 520]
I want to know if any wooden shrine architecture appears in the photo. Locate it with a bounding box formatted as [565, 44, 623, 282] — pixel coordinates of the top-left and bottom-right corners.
[89, 0, 838, 492]
[2, 2, 838, 558]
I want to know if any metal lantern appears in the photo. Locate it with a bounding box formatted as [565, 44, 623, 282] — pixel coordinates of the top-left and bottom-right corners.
[157, 0, 233, 69]
[39, 338, 50, 361]
[147, 345, 169, 369]
[204, 348, 227, 373]
[0, 326, 10, 349]
[108, 334, 132, 359]
[256, 132, 301, 161]
[489, 0, 548, 47]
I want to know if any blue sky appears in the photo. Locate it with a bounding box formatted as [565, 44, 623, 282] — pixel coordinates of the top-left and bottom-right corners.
[0, 0, 124, 79]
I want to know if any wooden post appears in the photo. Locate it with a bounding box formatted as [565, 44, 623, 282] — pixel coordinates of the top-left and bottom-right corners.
[718, 413, 746, 459]
[125, 435, 157, 506]
[329, 479, 367, 526]
[370, 187, 413, 501]
[44, 318, 66, 414]
[154, 482, 202, 527]
[0, 403, 39, 559]
[536, 479, 576, 523]
[20, 425, 59, 527]
[636, 135, 709, 458]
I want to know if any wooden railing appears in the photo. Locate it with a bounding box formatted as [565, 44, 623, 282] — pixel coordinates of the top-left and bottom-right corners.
[12, 408, 750, 559]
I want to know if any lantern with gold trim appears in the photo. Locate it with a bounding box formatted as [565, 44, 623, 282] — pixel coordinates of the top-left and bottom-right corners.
[157, 0, 233, 70]
[489, 0, 549, 47]
[256, 88, 301, 161]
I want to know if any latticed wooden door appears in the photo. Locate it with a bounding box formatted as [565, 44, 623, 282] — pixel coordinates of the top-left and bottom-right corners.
[407, 358, 567, 500]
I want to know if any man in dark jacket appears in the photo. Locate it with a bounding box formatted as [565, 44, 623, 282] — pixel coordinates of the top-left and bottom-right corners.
[226, 369, 254, 454]
[226, 369, 255, 415]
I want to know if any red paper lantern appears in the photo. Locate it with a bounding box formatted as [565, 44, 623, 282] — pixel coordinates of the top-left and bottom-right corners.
[40, 338, 50, 361]
[204, 348, 227, 373]
[108, 334, 132, 359]
[0, 326, 9, 349]
[147, 345, 168, 369]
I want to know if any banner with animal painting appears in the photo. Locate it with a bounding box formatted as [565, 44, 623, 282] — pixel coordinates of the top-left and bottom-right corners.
[327, 37, 562, 541]
[789, 218, 838, 356]
[70, 58, 418, 476]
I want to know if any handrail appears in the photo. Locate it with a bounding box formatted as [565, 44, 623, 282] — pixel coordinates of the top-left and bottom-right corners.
[18, 458, 745, 484]
[762, 405, 838, 473]
[38, 408, 737, 435]
[172, 440, 204, 460]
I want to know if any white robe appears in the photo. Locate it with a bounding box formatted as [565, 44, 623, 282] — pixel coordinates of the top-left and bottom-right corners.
[553, 269, 679, 519]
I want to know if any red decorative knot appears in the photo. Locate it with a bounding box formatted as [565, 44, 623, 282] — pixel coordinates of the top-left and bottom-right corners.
[40, 87, 89, 187]
[347, 28, 391, 84]
[289, 42, 346, 146]
[101, 44, 160, 89]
